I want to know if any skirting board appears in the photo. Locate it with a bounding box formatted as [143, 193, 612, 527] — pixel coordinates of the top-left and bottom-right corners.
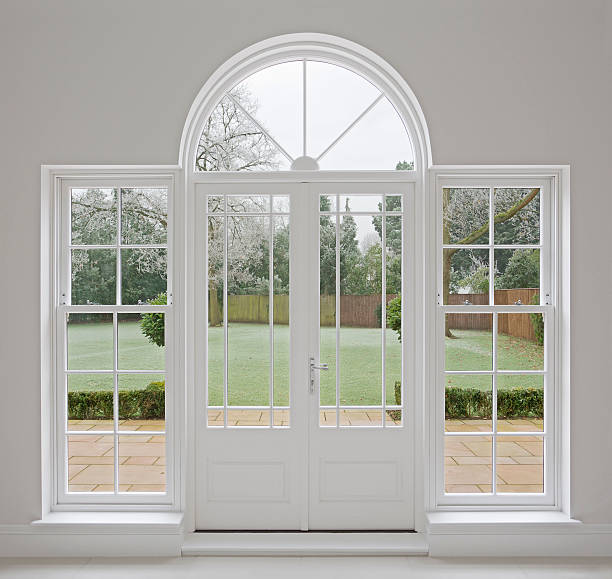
[428, 533, 612, 557]
[426, 512, 612, 557]
[0, 531, 183, 557]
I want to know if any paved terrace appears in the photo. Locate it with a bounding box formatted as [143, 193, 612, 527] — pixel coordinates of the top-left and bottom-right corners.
[67, 414, 543, 493]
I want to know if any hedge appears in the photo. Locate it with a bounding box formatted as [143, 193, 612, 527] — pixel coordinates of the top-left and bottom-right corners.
[444, 385, 543, 419]
[387, 381, 542, 421]
[68, 380, 543, 421]
[68, 382, 165, 420]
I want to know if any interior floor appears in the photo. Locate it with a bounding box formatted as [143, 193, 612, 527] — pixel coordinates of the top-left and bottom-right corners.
[1, 556, 611, 578]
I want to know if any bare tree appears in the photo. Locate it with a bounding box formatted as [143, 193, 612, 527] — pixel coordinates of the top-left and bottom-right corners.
[196, 86, 283, 172]
[442, 187, 539, 337]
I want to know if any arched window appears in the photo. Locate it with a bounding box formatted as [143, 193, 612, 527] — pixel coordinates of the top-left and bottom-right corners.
[195, 60, 414, 172]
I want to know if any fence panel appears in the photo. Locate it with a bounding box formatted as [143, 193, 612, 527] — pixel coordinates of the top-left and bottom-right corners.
[447, 289, 539, 341]
[221, 290, 539, 340]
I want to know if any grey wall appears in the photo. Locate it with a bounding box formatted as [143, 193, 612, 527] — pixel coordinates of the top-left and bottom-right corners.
[1, 0, 610, 524]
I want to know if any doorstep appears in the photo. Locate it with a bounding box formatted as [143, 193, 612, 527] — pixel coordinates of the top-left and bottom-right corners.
[181, 531, 429, 556]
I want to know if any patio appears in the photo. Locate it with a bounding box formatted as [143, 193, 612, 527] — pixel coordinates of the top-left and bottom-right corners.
[67, 414, 543, 493]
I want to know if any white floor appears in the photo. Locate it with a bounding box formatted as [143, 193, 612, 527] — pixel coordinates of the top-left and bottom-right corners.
[1, 557, 612, 578]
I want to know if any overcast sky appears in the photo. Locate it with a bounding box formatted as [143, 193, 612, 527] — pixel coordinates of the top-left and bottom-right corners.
[228, 60, 411, 238]
[231, 60, 414, 172]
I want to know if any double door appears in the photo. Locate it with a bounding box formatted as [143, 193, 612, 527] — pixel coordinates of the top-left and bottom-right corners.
[195, 181, 414, 530]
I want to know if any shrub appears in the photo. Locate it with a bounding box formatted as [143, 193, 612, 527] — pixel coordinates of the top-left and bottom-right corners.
[386, 381, 402, 421]
[444, 385, 543, 420]
[496, 248, 539, 289]
[68, 382, 165, 420]
[140, 292, 167, 347]
[529, 292, 544, 346]
[386, 296, 401, 341]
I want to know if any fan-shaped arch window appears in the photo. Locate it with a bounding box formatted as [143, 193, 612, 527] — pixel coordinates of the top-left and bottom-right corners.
[196, 60, 414, 172]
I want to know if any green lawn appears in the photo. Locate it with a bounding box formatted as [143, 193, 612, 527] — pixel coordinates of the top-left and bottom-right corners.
[67, 322, 544, 403]
[67, 319, 164, 393]
[444, 329, 544, 391]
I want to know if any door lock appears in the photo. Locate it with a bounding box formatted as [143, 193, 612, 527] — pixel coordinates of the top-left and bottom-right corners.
[309, 356, 328, 393]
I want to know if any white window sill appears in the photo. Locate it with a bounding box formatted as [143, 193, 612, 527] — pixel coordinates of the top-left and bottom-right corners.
[426, 511, 582, 535]
[30, 511, 184, 535]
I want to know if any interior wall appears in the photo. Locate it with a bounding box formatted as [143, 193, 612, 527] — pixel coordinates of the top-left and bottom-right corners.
[0, 0, 610, 524]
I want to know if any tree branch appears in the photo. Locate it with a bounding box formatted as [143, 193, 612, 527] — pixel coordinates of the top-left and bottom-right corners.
[444, 187, 539, 258]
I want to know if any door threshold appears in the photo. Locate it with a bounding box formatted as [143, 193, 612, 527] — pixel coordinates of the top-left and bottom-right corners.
[182, 531, 428, 556]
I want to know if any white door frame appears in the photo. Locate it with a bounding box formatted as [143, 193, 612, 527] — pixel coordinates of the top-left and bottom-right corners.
[187, 172, 420, 531]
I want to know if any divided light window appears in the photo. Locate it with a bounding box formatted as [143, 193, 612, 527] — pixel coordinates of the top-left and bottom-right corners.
[57, 181, 172, 502]
[438, 180, 554, 505]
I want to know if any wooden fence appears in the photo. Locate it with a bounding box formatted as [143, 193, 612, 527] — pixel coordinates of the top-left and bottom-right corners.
[447, 288, 540, 341]
[213, 288, 540, 341]
[215, 294, 397, 328]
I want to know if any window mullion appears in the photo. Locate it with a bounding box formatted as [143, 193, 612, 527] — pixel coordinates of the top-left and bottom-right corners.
[116, 188, 122, 307]
[113, 311, 119, 494]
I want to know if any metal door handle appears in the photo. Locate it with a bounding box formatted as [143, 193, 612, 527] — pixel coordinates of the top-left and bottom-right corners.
[309, 356, 328, 393]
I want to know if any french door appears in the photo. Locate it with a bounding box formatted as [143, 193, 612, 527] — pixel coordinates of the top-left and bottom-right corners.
[195, 180, 414, 530]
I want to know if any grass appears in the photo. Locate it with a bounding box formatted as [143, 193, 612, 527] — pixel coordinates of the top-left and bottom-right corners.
[67, 318, 164, 392]
[67, 322, 544, 404]
[444, 328, 544, 391]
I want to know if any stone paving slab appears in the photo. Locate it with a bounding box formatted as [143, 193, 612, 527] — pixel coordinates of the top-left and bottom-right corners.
[68, 421, 166, 493]
[67, 414, 543, 493]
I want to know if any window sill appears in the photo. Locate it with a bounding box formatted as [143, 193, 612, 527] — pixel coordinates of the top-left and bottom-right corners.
[426, 511, 582, 535]
[31, 511, 184, 535]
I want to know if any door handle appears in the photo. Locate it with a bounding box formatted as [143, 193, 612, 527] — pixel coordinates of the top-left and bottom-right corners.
[309, 356, 328, 394]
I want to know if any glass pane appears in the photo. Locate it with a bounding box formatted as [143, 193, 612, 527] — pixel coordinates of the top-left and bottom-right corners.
[496, 437, 543, 493]
[118, 374, 165, 431]
[225, 195, 269, 212]
[497, 313, 544, 370]
[67, 435, 114, 492]
[273, 409, 290, 427]
[227, 215, 269, 406]
[385, 409, 402, 426]
[385, 194, 402, 212]
[443, 248, 489, 304]
[320, 194, 336, 212]
[445, 314, 493, 371]
[118, 434, 166, 492]
[273, 215, 290, 407]
[340, 214, 382, 407]
[227, 409, 270, 427]
[196, 95, 289, 171]
[71, 188, 117, 245]
[385, 215, 402, 405]
[306, 60, 381, 158]
[121, 188, 167, 245]
[121, 248, 167, 304]
[67, 374, 114, 431]
[71, 249, 116, 305]
[320, 213, 337, 407]
[207, 408, 223, 426]
[207, 215, 224, 407]
[497, 375, 544, 431]
[339, 195, 382, 213]
[445, 435, 493, 493]
[118, 313, 165, 371]
[272, 195, 290, 213]
[67, 313, 113, 370]
[207, 195, 224, 213]
[445, 374, 492, 432]
[494, 188, 540, 245]
[442, 188, 489, 245]
[339, 409, 382, 427]
[318, 97, 413, 170]
[320, 408, 337, 427]
[230, 61, 303, 160]
[494, 249, 539, 300]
